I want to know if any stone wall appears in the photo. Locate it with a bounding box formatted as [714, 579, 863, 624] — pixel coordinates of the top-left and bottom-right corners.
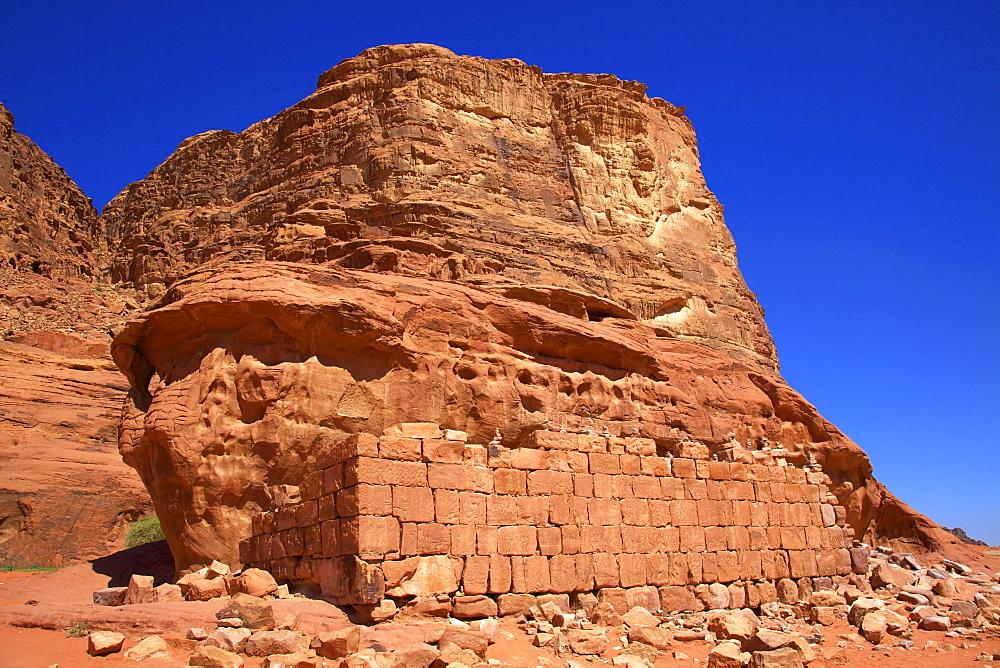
[241, 424, 861, 608]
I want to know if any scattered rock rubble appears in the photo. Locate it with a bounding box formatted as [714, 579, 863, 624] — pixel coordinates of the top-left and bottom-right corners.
[74, 546, 1000, 666]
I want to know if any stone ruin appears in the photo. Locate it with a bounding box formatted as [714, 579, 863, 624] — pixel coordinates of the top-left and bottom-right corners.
[241, 423, 866, 612]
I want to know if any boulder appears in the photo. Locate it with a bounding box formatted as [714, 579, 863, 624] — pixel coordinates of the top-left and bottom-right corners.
[231, 568, 279, 597]
[313, 626, 361, 660]
[93, 587, 127, 607]
[452, 594, 498, 619]
[628, 626, 673, 650]
[187, 577, 227, 601]
[154, 583, 184, 602]
[562, 629, 609, 655]
[124, 574, 155, 605]
[87, 631, 125, 656]
[436, 628, 488, 657]
[215, 593, 276, 630]
[124, 635, 171, 661]
[709, 642, 752, 667]
[870, 562, 914, 590]
[387, 643, 438, 668]
[204, 628, 252, 653]
[188, 645, 245, 667]
[709, 610, 756, 644]
[750, 647, 804, 668]
[244, 630, 309, 657]
[621, 606, 660, 628]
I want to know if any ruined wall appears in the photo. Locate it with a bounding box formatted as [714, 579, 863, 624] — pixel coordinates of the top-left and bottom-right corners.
[241, 423, 862, 607]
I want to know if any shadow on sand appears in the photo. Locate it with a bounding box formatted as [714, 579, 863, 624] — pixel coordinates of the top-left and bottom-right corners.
[90, 540, 175, 587]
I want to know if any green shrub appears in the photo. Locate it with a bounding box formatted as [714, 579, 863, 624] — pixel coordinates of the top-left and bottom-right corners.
[65, 622, 89, 637]
[126, 515, 164, 549]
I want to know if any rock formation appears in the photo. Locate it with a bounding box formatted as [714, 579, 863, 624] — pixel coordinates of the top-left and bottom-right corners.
[101, 43, 775, 370]
[100, 44, 969, 575]
[0, 102, 151, 566]
[0, 102, 99, 280]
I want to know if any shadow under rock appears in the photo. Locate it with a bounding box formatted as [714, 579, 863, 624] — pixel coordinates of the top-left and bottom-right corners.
[90, 540, 175, 587]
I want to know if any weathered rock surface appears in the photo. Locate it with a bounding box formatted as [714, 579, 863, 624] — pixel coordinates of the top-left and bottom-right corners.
[0, 102, 99, 280]
[102, 45, 968, 574]
[0, 101, 150, 567]
[101, 43, 776, 370]
[0, 336, 152, 566]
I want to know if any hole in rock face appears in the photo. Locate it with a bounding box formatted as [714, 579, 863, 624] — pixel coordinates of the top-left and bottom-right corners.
[238, 395, 266, 424]
[516, 369, 533, 385]
[456, 365, 478, 381]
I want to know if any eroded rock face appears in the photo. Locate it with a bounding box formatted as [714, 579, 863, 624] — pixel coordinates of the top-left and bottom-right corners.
[0, 102, 99, 280]
[105, 45, 961, 574]
[0, 335, 152, 565]
[114, 262, 945, 573]
[101, 44, 775, 370]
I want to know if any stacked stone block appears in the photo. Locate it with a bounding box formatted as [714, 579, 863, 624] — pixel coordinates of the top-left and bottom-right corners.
[241, 424, 856, 606]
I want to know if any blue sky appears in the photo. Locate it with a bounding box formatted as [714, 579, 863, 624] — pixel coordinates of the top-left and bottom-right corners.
[4, 0, 998, 544]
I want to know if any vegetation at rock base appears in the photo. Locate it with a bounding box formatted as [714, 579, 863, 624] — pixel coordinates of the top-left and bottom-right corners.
[64, 622, 88, 637]
[125, 515, 164, 549]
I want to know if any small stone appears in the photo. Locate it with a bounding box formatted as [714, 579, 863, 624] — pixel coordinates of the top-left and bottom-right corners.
[277, 611, 301, 631]
[188, 645, 245, 667]
[260, 649, 323, 667]
[898, 591, 929, 606]
[860, 613, 887, 644]
[87, 631, 125, 656]
[92, 587, 128, 606]
[187, 628, 209, 640]
[124, 635, 171, 661]
[533, 632, 555, 647]
[710, 610, 755, 643]
[919, 616, 950, 631]
[592, 601, 623, 627]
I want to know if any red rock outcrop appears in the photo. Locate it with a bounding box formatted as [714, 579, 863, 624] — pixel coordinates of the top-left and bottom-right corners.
[104, 45, 962, 574]
[101, 43, 775, 370]
[0, 335, 152, 566]
[0, 102, 151, 566]
[0, 102, 99, 280]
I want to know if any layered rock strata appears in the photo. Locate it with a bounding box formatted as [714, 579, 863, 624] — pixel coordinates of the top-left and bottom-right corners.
[241, 423, 861, 606]
[0, 102, 150, 566]
[0, 102, 100, 279]
[101, 43, 776, 370]
[0, 335, 152, 565]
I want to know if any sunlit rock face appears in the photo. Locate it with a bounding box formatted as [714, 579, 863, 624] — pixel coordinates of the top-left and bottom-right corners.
[107, 45, 957, 574]
[101, 43, 776, 370]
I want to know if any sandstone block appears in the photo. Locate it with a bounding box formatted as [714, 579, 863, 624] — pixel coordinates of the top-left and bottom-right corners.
[87, 631, 125, 656]
[749, 647, 803, 667]
[511, 448, 549, 470]
[709, 642, 752, 667]
[244, 630, 309, 657]
[498, 592, 535, 616]
[124, 635, 171, 661]
[346, 457, 427, 487]
[421, 438, 465, 463]
[188, 645, 245, 667]
[384, 423, 442, 439]
[379, 436, 422, 461]
[313, 626, 361, 659]
[205, 628, 253, 654]
[187, 577, 227, 601]
[124, 573, 156, 604]
[497, 525, 537, 555]
[93, 586, 127, 606]
[453, 594, 499, 619]
[628, 626, 673, 650]
[216, 593, 275, 631]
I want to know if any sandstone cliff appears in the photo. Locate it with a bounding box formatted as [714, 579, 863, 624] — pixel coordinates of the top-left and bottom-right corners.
[0, 102, 99, 280]
[102, 43, 775, 371]
[99, 45, 964, 576]
[0, 104, 151, 566]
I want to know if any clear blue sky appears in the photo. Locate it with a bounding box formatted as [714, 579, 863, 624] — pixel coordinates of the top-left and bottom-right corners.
[4, 1, 998, 544]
